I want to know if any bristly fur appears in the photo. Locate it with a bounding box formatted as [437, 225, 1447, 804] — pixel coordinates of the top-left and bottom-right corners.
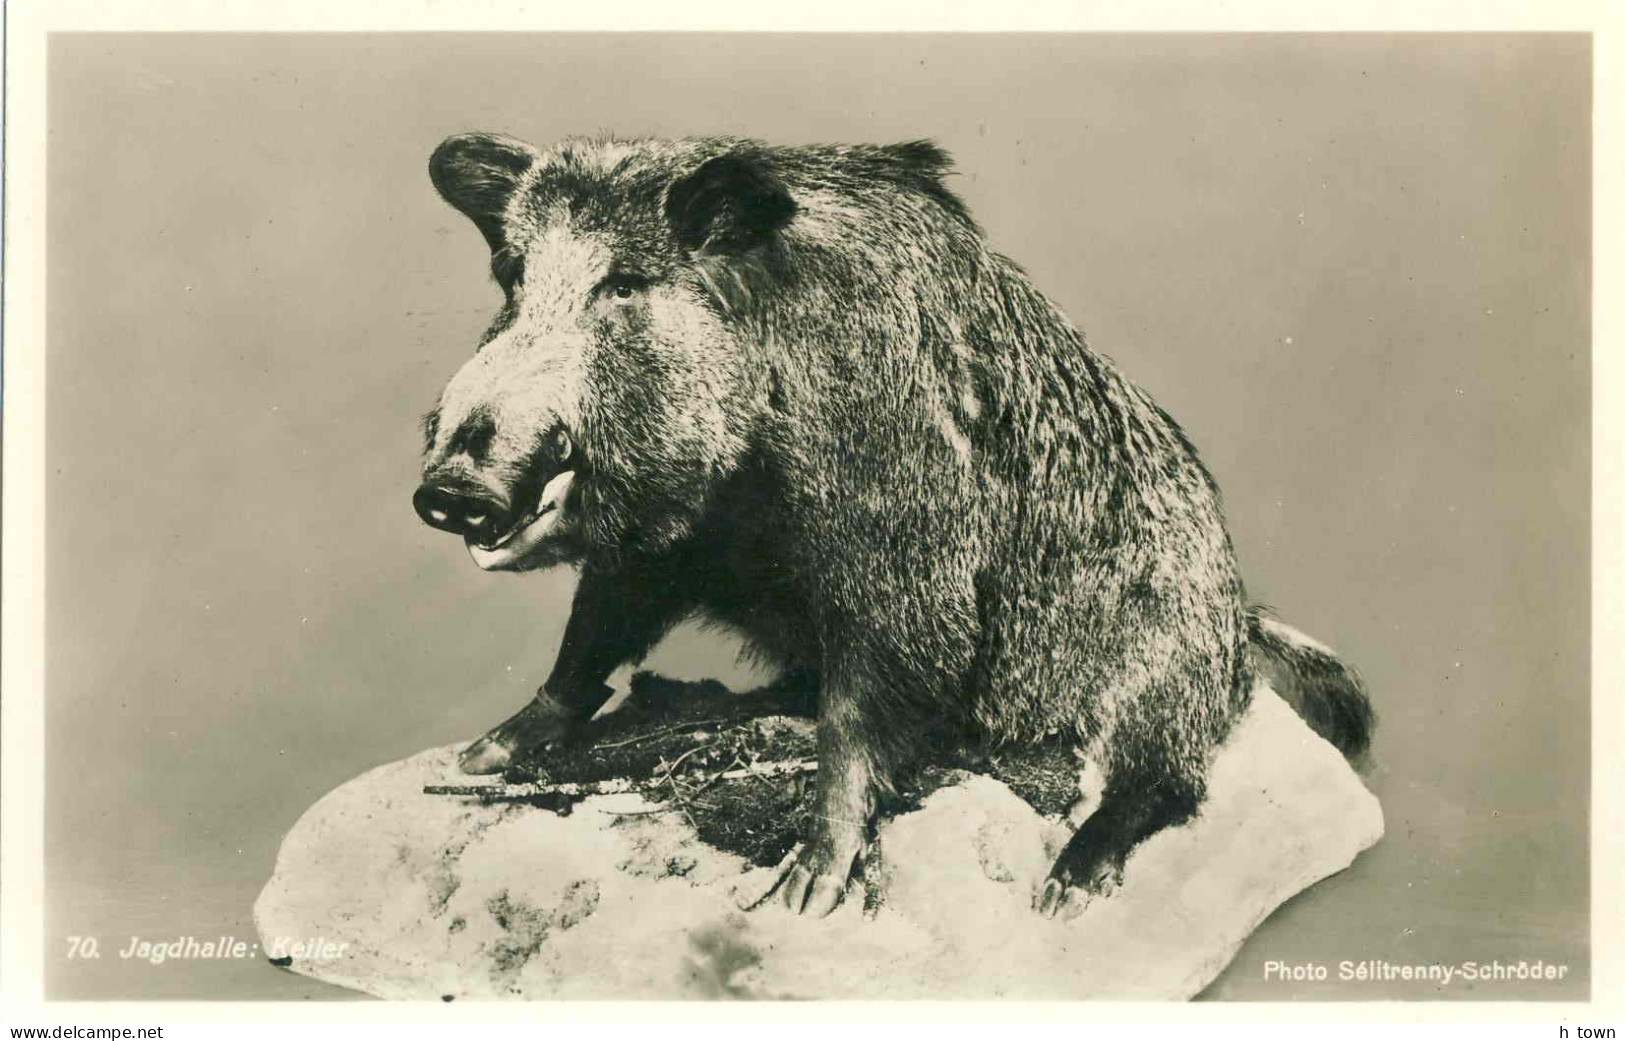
[416, 132, 1376, 913]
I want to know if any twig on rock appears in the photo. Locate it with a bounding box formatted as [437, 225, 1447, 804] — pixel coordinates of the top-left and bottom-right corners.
[594, 719, 727, 750]
[423, 758, 818, 803]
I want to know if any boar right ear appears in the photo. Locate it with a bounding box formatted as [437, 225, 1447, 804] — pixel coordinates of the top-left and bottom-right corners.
[429, 132, 541, 251]
[665, 152, 797, 255]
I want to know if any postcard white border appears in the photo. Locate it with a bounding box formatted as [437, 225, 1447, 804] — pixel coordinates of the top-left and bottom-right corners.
[3, 0, 1621, 1026]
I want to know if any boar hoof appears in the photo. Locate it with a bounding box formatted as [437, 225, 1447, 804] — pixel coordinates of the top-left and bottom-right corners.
[457, 692, 586, 775]
[1034, 863, 1119, 920]
[750, 832, 864, 918]
[457, 734, 516, 775]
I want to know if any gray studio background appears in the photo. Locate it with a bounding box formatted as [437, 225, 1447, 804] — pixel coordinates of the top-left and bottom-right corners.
[46, 34, 1589, 1000]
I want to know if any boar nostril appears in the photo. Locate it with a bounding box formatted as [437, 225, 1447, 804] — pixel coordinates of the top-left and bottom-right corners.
[414, 482, 507, 541]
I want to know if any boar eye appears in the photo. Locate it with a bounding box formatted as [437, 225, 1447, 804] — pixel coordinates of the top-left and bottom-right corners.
[601, 272, 648, 305]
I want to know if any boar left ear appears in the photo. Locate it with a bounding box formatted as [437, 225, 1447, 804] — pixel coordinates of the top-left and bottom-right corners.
[429, 132, 541, 251]
[665, 152, 797, 255]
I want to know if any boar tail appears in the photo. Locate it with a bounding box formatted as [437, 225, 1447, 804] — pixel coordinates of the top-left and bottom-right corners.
[1245, 606, 1375, 761]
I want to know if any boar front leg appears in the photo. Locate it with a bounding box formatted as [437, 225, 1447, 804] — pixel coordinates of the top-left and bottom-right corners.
[459, 563, 691, 774]
[769, 682, 880, 917]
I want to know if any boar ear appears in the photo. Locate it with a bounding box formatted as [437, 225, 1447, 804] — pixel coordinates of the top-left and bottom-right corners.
[429, 132, 540, 251]
[665, 152, 797, 255]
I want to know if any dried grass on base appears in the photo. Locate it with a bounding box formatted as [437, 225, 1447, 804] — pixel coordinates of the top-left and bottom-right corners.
[458, 671, 1085, 868]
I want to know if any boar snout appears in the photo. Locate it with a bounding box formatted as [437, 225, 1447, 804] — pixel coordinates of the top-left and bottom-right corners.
[413, 420, 582, 572]
[413, 472, 511, 546]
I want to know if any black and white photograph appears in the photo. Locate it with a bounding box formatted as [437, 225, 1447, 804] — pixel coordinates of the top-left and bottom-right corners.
[1, 3, 1617, 1022]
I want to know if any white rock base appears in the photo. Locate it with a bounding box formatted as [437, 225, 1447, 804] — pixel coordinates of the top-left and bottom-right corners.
[254, 686, 1382, 1000]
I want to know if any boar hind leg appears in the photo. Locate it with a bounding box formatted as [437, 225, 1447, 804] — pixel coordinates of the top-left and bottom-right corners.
[459, 563, 692, 774]
[1035, 768, 1202, 919]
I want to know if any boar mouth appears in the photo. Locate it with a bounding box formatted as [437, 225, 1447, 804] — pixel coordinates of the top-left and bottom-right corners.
[467, 468, 578, 571]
